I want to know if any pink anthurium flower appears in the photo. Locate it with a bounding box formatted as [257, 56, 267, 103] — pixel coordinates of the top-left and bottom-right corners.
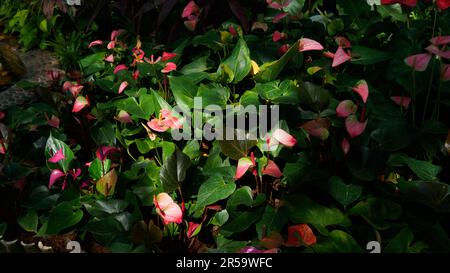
[88, 40, 103, 48]
[115, 110, 132, 123]
[345, 115, 368, 138]
[341, 138, 350, 155]
[404, 53, 431, 71]
[162, 52, 177, 62]
[49, 169, 65, 189]
[184, 18, 198, 32]
[148, 118, 170, 132]
[69, 168, 82, 180]
[278, 44, 289, 55]
[380, 0, 417, 7]
[96, 146, 120, 162]
[336, 100, 358, 118]
[0, 141, 6, 155]
[442, 64, 450, 82]
[47, 115, 60, 128]
[352, 80, 369, 103]
[323, 51, 335, 59]
[107, 40, 116, 50]
[425, 45, 450, 59]
[104, 54, 114, 63]
[430, 36, 450, 46]
[69, 84, 83, 98]
[114, 64, 128, 74]
[182, 1, 200, 18]
[299, 38, 324, 52]
[272, 31, 287, 42]
[62, 81, 74, 92]
[235, 157, 254, 180]
[272, 128, 297, 147]
[239, 246, 279, 253]
[187, 222, 201, 238]
[437, 0, 450, 10]
[110, 29, 124, 41]
[144, 54, 162, 65]
[118, 81, 128, 94]
[153, 193, 183, 225]
[47, 70, 61, 81]
[285, 224, 317, 247]
[161, 62, 177, 73]
[72, 96, 89, 113]
[262, 160, 283, 178]
[335, 36, 351, 48]
[273, 12, 288, 23]
[391, 96, 411, 109]
[332, 46, 352, 67]
[48, 148, 65, 163]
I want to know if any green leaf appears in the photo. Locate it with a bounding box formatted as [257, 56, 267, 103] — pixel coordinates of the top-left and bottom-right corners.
[159, 148, 191, 192]
[371, 118, 416, 151]
[45, 133, 75, 173]
[328, 176, 362, 208]
[349, 197, 402, 230]
[92, 120, 116, 146]
[83, 200, 129, 218]
[197, 83, 230, 109]
[350, 46, 392, 65]
[255, 80, 300, 104]
[254, 38, 300, 83]
[311, 230, 364, 253]
[218, 129, 257, 160]
[240, 90, 260, 107]
[168, 75, 198, 111]
[18, 209, 38, 232]
[115, 93, 155, 120]
[384, 228, 414, 253]
[196, 175, 236, 208]
[226, 186, 254, 212]
[210, 210, 230, 226]
[218, 38, 251, 83]
[255, 205, 288, 240]
[388, 154, 442, 181]
[220, 206, 264, 237]
[182, 140, 200, 160]
[180, 56, 209, 74]
[96, 169, 118, 197]
[45, 202, 83, 235]
[89, 158, 111, 181]
[79, 52, 105, 75]
[298, 82, 331, 111]
[284, 194, 351, 235]
[377, 4, 407, 22]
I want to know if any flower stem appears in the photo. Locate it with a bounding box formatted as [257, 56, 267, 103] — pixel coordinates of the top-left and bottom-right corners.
[422, 57, 435, 123]
[412, 70, 417, 125]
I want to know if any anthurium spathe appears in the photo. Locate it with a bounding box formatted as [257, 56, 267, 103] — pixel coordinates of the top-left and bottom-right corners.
[49, 169, 65, 189]
[47, 115, 60, 128]
[114, 64, 128, 74]
[299, 38, 324, 52]
[341, 138, 350, 155]
[96, 146, 120, 162]
[441, 64, 450, 81]
[272, 128, 297, 147]
[148, 109, 182, 132]
[267, 0, 291, 9]
[72, 96, 89, 113]
[104, 54, 114, 63]
[153, 193, 183, 225]
[115, 110, 132, 123]
[352, 80, 369, 103]
[48, 148, 65, 163]
[118, 81, 128, 94]
[301, 118, 331, 141]
[161, 62, 177, 73]
[404, 53, 431, 71]
[285, 224, 317, 247]
[262, 160, 283, 178]
[235, 157, 254, 180]
[182, 1, 200, 18]
[336, 100, 358, 118]
[380, 0, 417, 7]
[335, 36, 351, 48]
[436, 0, 450, 10]
[345, 115, 368, 138]
[187, 222, 201, 238]
[162, 52, 177, 62]
[430, 35, 450, 46]
[425, 45, 450, 59]
[332, 47, 352, 67]
[391, 96, 412, 109]
[88, 40, 103, 48]
[272, 31, 287, 42]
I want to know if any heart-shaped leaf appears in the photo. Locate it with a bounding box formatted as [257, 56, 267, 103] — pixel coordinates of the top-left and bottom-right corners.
[328, 176, 362, 208]
[159, 148, 191, 192]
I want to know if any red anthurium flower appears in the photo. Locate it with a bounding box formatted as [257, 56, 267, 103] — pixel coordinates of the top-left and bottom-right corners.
[161, 62, 177, 73]
[391, 96, 411, 109]
[273, 12, 288, 23]
[229, 25, 238, 37]
[133, 70, 140, 80]
[273, 31, 287, 42]
[69, 168, 82, 180]
[162, 52, 177, 62]
[341, 138, 350, 155]
[187, 222, 201, 238]
[69, 84, 83, 98]
[430, 35, 450, 46]
[47, 115, 60, 128]
[62, 81, 73, 92]
[72, 96, 89, 113]
[425, 45, 450, 59]
[49, 169, 65, 189]
[352, 80, 369, 103]
[436, 0, 450, 10]
[114, 64, 128, 74]
[404, 53, 431, 71]
[335, 36, 351, 48]
[118, 81, 128, 94]
[336, 100, 358, 118]
[48, 148, 65, 163]
[380, 0, 417, 7]
[115, 110, 132, 123]
[278, 44, 289, 55]
[332, 46, 352, 67]
[80, 180, 91, 189]
[96, 146, 120, 162]
[323, 51, 335, 59]
[299, 38, 324, 52]
[285, 224, 317, 247]
[153, 193, 183, 225]
[262, 160, 283, 178]
[272, 128, 297, 147]
[144, 55, 162, 65]
[345, 115, 368, 138]
[110, 29, 124, 41]
[104, 54, 114, 63]
[0, 141, 7, 155]
[182, 1, 200, 18]
[47, 70, 61, 81]
[107, 40, 116, 50]
[88, 40, 103, 48]
[441, 64, 450, 81]
[235, 157, 254, 180]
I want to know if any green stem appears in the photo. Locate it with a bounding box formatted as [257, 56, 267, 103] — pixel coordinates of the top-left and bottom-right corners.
[422, 58, 435, 123]
[432, 80, 442, 121]
[412, 70, 417, 125]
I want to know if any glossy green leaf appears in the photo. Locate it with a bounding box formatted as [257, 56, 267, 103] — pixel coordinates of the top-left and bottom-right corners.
[159, 148, 191, 192]
[196, 175, 236, 208]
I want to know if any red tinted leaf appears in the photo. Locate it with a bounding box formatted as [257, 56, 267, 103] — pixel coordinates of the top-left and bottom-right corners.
[404, 53, 431, 71]
[187, 222, 201, 238]
[115, 110, 132, 123]
[332, 47, 352, 67]
[336, 100, 358, 118]
[184, 18, 198, 32]
[345, 115, 368, 138]
[301, 118, 331, 140]
[352, 80, 369, 103]
[69, 84, 83, 98]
